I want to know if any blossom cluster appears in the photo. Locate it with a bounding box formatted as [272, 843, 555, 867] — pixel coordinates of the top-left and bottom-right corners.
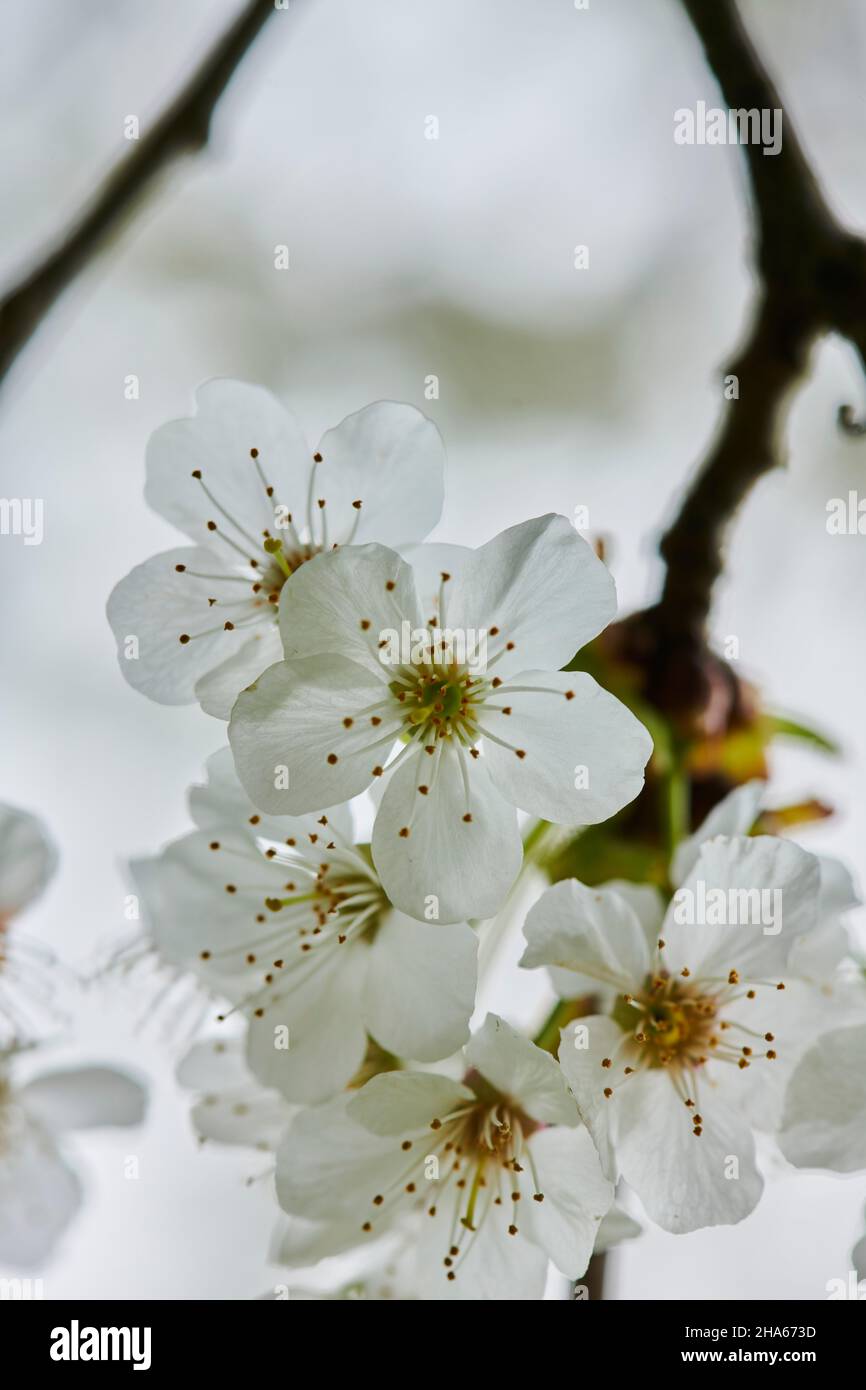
[102, 381, 866, 1299]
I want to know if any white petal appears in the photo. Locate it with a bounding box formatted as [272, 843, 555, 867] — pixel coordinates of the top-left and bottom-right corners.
[189, 1081, 289, 1151]
[107, 546, 263, 704]
[371, 745, 522, 923]
[187, 745, 352, 845]
[558, 1015, 624, 1181]
[414, 1206, 550, 1301]
[446, 514, 616, 678]
[270, 1210, 384, 1266]
[347, 1071, 474, 1135]
[145, 379, 311, 547]
[545, 881, 663, 1004]
[464, 1013, 578, 1127]
[315, 401, 445, 546]
[671, 780, 765, 885]
[275, 1095, 406, 1222]
[245, 954, 369, 1104]
[0, 1113, 82, 1268]
[616, 1069, 763, 1233]
[187, 746, 284, 838]
[482, 671, 651, 824]
[711, 978, 835, 1133]
[396, 542, 473, 614]
[854, 1232, 866, 1280]
[614, 879, 666, 948]
[363, 912, 477, 1061]
[229, 654, 391, 815]
[21, 1067, 146, 1131]
[195, 624, 284, 720]
[145, 828, 290, 984]
[0, 804, 57, 919]
[788, 921, 850, 984]
[593, 1203, 642, 1252]
[521, 878, 652, 993]
[778, 1024, 866, 1172]
[278, 542, 422, 678]
[660, 835, 821, 981]
[521, 1125, 613, 1278]
[817, 853, 860, 919]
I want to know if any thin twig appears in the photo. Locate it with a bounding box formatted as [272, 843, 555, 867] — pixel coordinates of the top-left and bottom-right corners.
[656, 0, 866, 639]
[0, 0, 277, 388]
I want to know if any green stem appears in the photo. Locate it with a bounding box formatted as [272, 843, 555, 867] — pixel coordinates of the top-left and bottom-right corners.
[521, 818, 551, 864]
[662, 758, 690, 864]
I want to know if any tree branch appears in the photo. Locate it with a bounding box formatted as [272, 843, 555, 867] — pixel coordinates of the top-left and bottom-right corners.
[656, 0, 866, 639]
[0, 0, 277, 388]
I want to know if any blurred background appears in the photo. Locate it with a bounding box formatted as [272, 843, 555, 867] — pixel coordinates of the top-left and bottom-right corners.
[1, 0, 865, 1298]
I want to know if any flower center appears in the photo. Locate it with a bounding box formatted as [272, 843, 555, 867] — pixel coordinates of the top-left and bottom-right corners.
[362, 1073, 545, 1283]
[613, 976, 719, 1067]
[198, 818, 389, 1027]
[603, 958, 782, 1136]
[175, 448, 364, 646]
[391, 664, 485, 744]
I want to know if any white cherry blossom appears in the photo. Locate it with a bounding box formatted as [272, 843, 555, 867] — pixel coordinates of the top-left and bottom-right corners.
[108, 380, 445, 717]
[138, 749, 477, 1104]
[0, 1048, 146, 1267]
[522, 823, 855, 1232]
[275, 1013, 613, 1300]
[229, 514, 652, 923]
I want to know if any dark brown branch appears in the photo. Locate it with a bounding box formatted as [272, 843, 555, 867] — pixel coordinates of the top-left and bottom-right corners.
[656, 0, 866, 639]
[583, 1252, 606, 1302]
[0, 0, 277, 388]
